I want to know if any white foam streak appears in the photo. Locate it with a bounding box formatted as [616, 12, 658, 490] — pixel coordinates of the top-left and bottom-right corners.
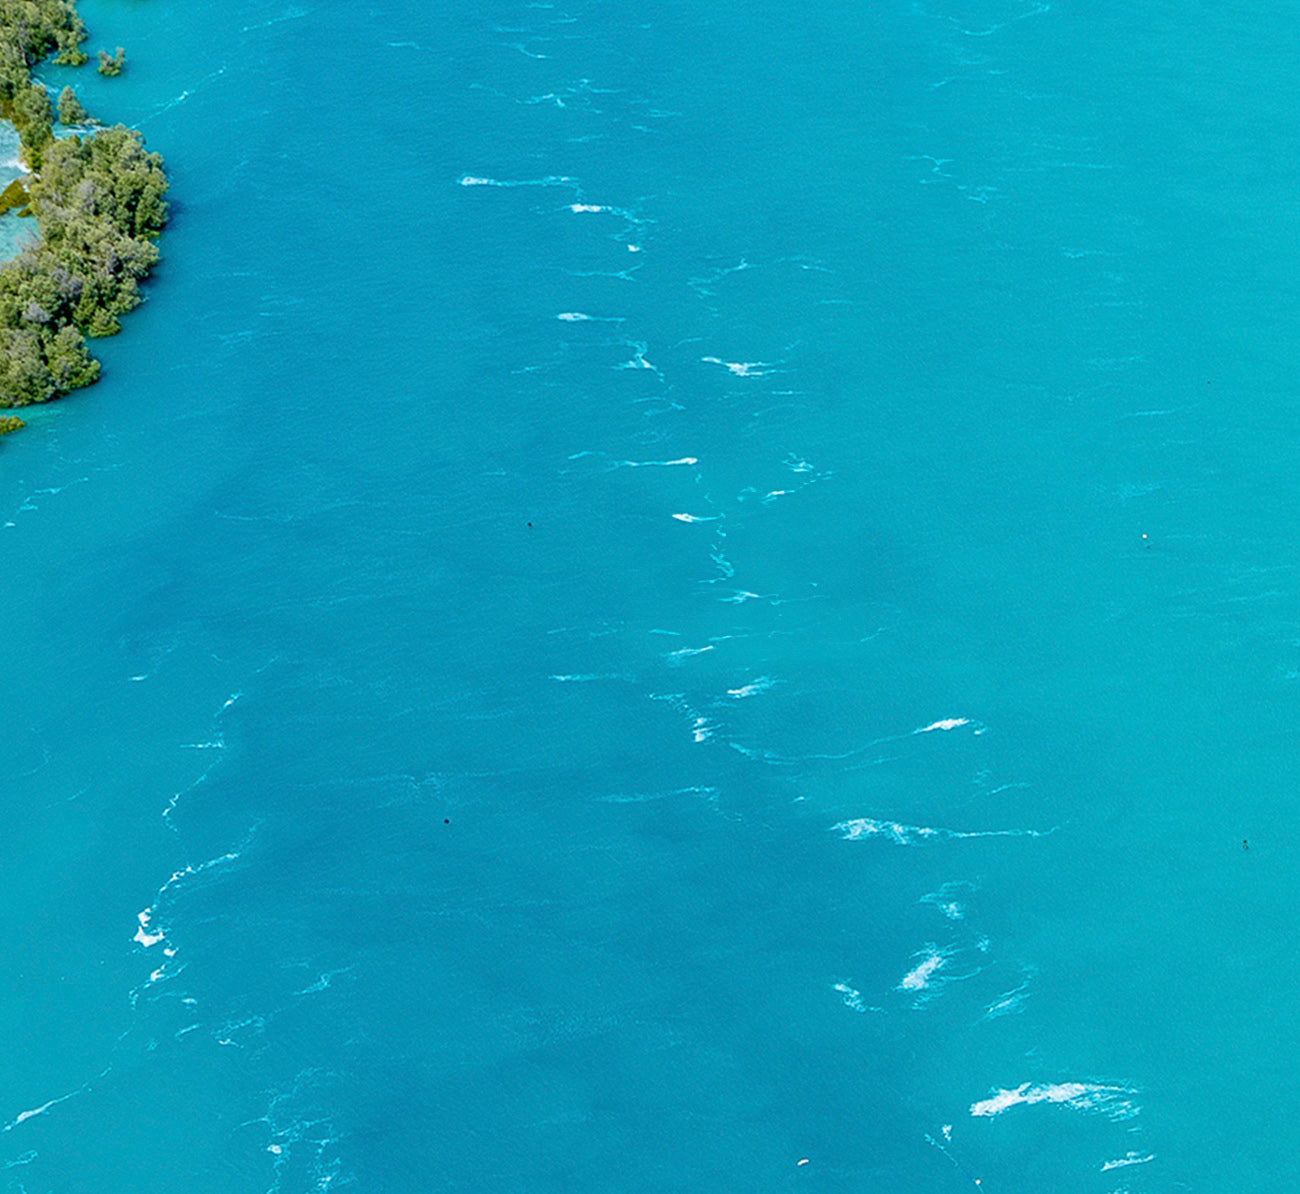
[665, 645, 714, 659]
[1, 1069, 107, 1133]
[701, 356, 772, 377]
[241, 7, 307, 31]
[970, 1081, 1140, 1120]
[458, 174, 576, 188]
[835, 817, 1050, 845]
[161, 849, 242, 892]
[549, 673, 631, 682]
[600, 785, 717, 804]
[718, 589, 771, 604]
[979, 980, 1032, 1021]
[294, 967, 354, 997]
[8, 1101, 57, 1129]
[835, 819, 938, 845]
[914, 718, 970, 733]
[612, 456, 698, 468]
[727, 676, 775, 698]
[556, 311, 625, 325]
[1101, 1152, 1154, 1171]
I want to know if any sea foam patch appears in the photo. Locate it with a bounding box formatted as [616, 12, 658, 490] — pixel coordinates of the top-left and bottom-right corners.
[914, 717, 972, 733]
[834, 818, 1050, 845]
[832, 982, 880, 1013]
[616, 342, 657, 371]
[134, 909, 165, 947]
[650, 691, 723, 745]
[920, 880, 975, 921]
[898, 946, 950, 991]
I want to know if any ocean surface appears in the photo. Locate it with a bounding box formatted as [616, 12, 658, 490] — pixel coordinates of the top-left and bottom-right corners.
[3, 0, 1299, 1189]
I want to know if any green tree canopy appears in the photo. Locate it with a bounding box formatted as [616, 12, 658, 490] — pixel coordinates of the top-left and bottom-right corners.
[56, 84, 86, 124]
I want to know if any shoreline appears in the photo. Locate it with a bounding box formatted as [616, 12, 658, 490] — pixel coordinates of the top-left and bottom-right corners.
[0, 0, 169, 425]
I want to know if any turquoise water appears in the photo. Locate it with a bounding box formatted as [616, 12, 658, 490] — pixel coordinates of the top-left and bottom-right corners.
[3, 0, 1300, 1189]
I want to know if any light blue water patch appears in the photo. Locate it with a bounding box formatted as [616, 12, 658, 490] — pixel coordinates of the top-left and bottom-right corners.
[3, 0, 1300, 1190]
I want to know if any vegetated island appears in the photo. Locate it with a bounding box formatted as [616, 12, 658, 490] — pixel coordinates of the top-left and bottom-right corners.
[0, 0, 168, 434]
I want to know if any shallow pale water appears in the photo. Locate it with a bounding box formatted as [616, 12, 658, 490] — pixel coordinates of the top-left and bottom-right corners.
[3, 0, 1300, 1190]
